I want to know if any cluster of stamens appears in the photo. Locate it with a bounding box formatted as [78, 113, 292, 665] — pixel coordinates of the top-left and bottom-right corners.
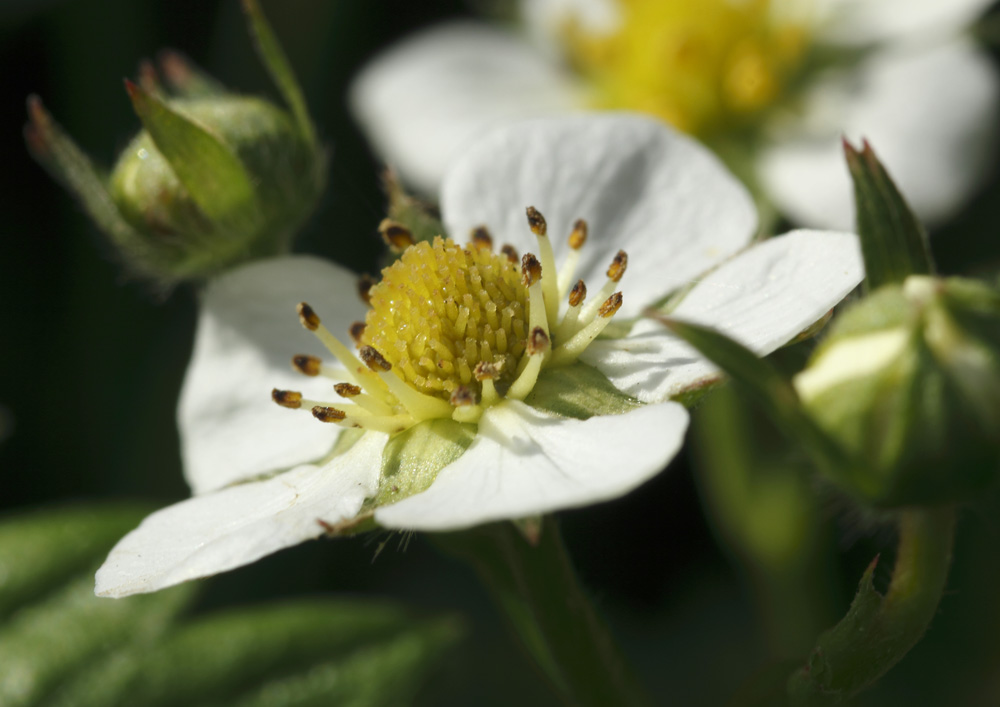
[272, 206, 626, 431]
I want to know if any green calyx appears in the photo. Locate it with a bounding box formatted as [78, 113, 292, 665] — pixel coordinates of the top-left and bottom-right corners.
[24, 0, 324, 287]
[795, 275, 1000, 506]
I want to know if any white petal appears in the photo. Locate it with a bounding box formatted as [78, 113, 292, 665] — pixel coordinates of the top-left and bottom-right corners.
[814, 0, 992, 47]
[375, 400, 688, 531]
[350, 22, 585, 196]
[96, 432, 387, 598]
[179, 256, 368, 495]
[582, 230, 864, 401]
[441, 113, 758, 317]
[759, 40, 1000, 229]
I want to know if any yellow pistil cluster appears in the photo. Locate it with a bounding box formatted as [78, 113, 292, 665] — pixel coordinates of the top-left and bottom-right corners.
[273, 208, 626, 431]
[563, 0, 812, 135]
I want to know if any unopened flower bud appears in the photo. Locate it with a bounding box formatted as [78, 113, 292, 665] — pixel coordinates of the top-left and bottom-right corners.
[794, 275, 1000, 506]
[24, 0, 324, 287]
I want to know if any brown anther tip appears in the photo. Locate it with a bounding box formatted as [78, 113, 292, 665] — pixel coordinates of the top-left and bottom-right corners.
[450, 386, 478, 407]
[473, 360, 500, 381]
[500, 244, 519, 264]
[297, 302, 320, 331]
[527, 327, 551, 355]
[334, 382, 362, 398]
[378, 219, 415, 251]
[348, 321, 366, 344]
[272, 389, 303, 409]
[312, 406, 347, 423]
[470, 226, 493, 250]
[292, 354, 321, 377]
[607, 250, 628, 282]
[521, 253, 542, 287]
[568, 280, 587, 307]
[359, 345, 392, 371]
[568, 219, 588, 249]
[357, 275, 374, 306]
[599, 292, 623, 318]
[525, 206, 547, 236]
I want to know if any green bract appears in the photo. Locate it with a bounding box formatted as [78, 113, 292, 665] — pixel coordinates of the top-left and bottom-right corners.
[794, 275, 1000, 506]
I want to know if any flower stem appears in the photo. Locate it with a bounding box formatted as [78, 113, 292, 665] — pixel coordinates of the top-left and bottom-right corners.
[434, 517, 651, 706]
[787, 506, 956, 705]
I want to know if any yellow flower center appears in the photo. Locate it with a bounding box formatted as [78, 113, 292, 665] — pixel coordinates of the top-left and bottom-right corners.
[361, 238, 530, 401]
[273, 208, 627, 433]
[563, 0, 812, 135]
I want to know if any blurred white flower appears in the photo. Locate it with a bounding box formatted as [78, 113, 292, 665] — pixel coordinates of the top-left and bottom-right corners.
[351, 0, 999, 229]
[96, 115, 863, 598]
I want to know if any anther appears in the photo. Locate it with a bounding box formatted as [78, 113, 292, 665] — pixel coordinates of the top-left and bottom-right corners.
[297, 302, 320, 331]
[527, 327, 551, 355]
[568, 280, 587, 307]
[312, 406, 347, 423]
[450, 386, 478, 407]
[272, 389, 303, 409]
[334, 382, 362, 398]
[292, 354, 321, 377]
[473, 361, 500, 381]
[526, 206, 547, 236]
[470, 226, 493, 251]
[521, 253, 542, 287]
[348, 321, 366, 345]
[500, 244, 519, 263]
[379, 219, 415, 251]
[599, 292, 623, 318]
[357, 275, 374, 306]
[359, 345, 392, 372]
[569, 219, 588, 249]
[607, 250, 628, 283]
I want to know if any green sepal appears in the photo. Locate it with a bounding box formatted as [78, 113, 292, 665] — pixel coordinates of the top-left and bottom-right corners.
[125, 80, 263, 236]
[383, 170, 445, 247]
[658, 316, 849, 473]
[525, 362, 641, 420]
[374, 418, 477, 507]
[241, 0, 317, 148]
[158, 50, 229, 99]
[844, 139, 934, 291]
[46, 600, 462, 707]
[0, 504, 151, 619]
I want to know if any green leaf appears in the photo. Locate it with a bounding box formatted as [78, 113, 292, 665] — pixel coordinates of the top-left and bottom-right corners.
[656, 317, 849, 472]
[526, 362, 641, 420]
[125, 80, 261, 234]
[48, 601, 462, 707]
[241, 0, 316, 147]
[0, 573, 194, 707]
[844, 139, 934, 291]
[0, 504, 149, 619]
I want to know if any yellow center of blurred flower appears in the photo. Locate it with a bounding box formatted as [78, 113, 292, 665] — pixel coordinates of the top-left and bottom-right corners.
[362, 237, 530, 401]
[564, 0, 811, 135]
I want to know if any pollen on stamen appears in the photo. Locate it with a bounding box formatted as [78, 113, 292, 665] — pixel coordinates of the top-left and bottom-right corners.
[500, 244, 519, 263]
[569, 280, 587, 307]
[297, 302, 320, 331]
[599, 292, 624, 318]
[349, 322, 366, 345]
[272, 389, 303, 409]
[292, 354, 321, 377]
[521, 253, 542, 287]
[360, 345, 392, 372]
[470, 226, 493, 251]
[312, 406, 347, 423]
[450, 386, 478, 407]
[607, 250, 628, 282]
[526, 206, 547, 236]
[357, 275, 374, 306]
[527, 327, 550, 355]
[379, 219, 415, 251]
[569, 219, 588, 249]
[334, 382, 362, 397]
[474, 360, 500, 381]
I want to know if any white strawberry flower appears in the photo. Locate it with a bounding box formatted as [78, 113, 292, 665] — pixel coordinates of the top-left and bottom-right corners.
[351, 0, 999, 229]
[96, 115, 863, 597]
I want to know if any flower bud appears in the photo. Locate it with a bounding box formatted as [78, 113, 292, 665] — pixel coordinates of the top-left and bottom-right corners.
[24, 0, 324, 286]
[793, 275, 1000, 506]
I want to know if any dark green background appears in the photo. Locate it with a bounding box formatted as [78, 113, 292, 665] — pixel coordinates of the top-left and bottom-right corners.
[2, 1, 999, 704]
